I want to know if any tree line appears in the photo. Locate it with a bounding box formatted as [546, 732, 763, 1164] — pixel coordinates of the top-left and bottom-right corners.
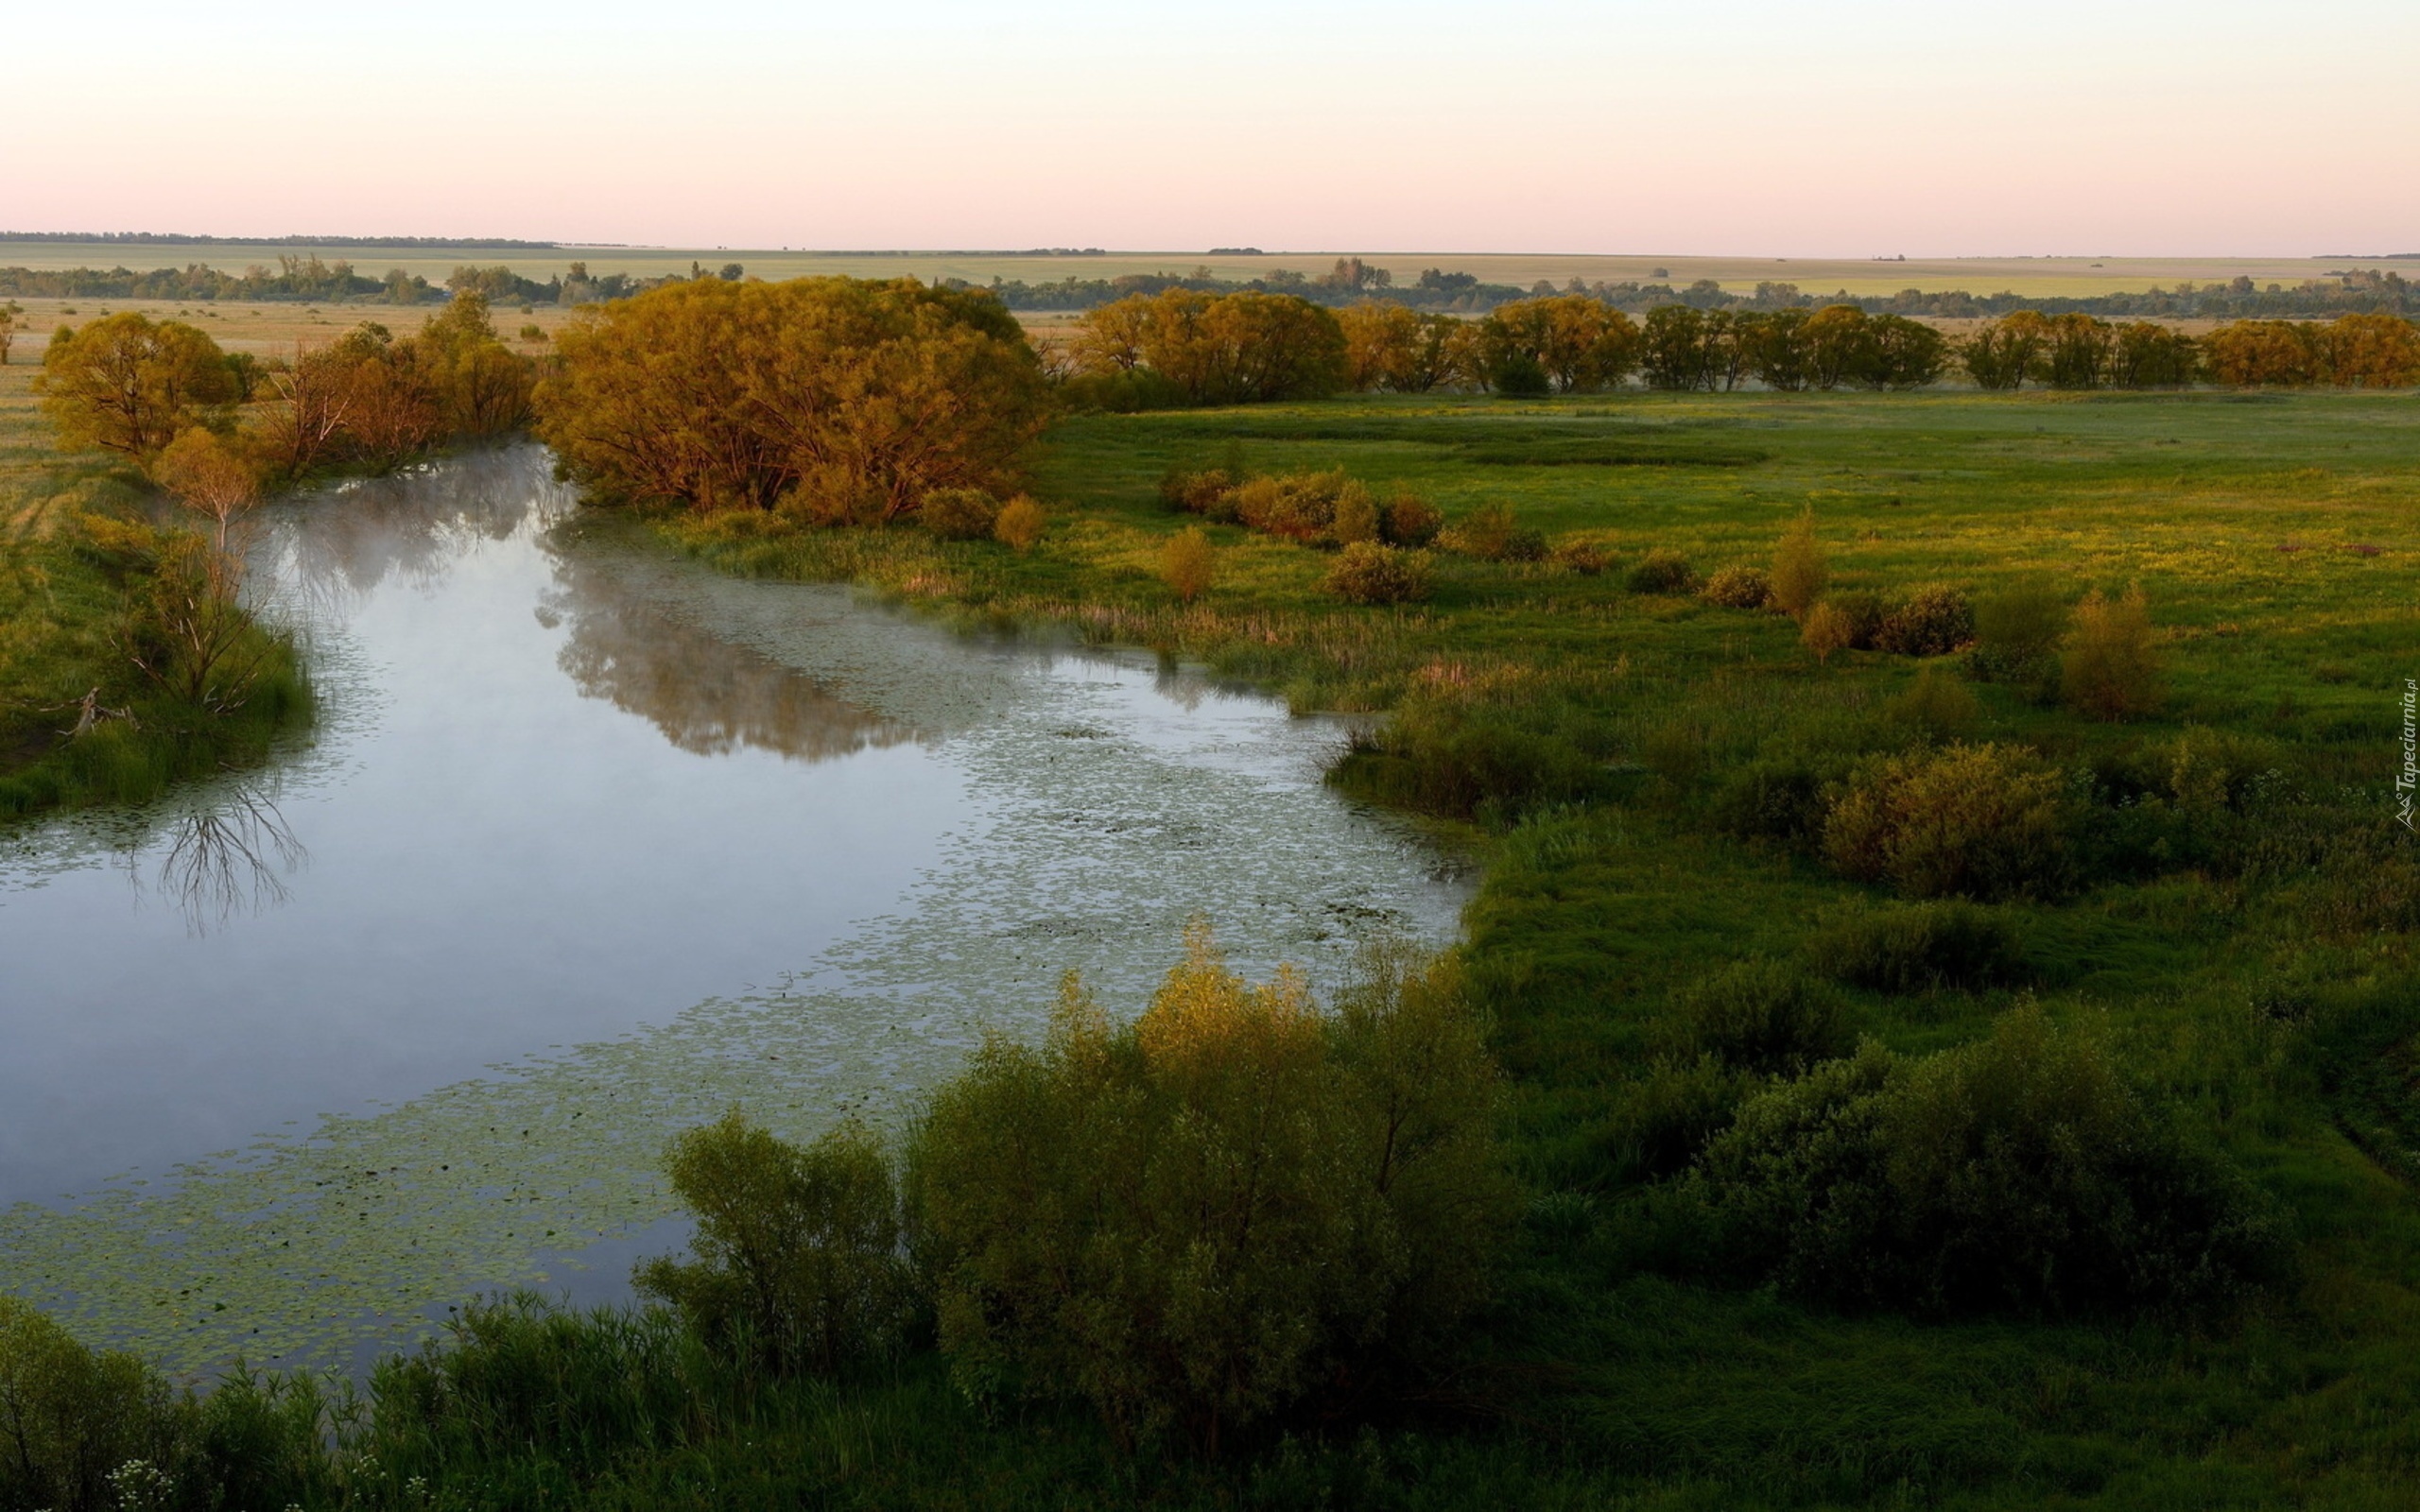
[960, 262, 2420, 318]
[0, 257, 731, 307]
[1064, 290, 2420, 403]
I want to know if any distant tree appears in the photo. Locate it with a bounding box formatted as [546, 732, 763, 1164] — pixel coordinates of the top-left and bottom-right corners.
[1070, 289, 1346, 404]
[1337, 302, 1464, 392]
[0, 301, 21, 365]
[1640, 305, 1715, 390]
[35, 312, 236, 459]
[1962, 311, 2051, 390]
[1315, 256, 1392, 292]
[1745, 307, 1814, 390]
[718, 263, 745, 282]
[2106, 322, 2198, 388]
[1857, 315, 1948, 389]
[1476, 297, 1639, 393]
[1803, 305, 1871, 390]
[2201, 320, 2317, 387]
[2313, 313, 2420, 387]
[2043, 314, 2113, 389]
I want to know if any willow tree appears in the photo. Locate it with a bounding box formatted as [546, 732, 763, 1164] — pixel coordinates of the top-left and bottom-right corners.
[36, 313, 237, 460]
[536, 277, 1050, 522]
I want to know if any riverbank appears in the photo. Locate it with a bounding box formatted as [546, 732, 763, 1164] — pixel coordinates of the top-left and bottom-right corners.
[0, 362, 310, 818]
[641, 387, 2420, 1505]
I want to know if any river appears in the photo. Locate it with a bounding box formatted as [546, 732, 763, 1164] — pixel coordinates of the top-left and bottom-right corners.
[0, 446, 1467, 1375]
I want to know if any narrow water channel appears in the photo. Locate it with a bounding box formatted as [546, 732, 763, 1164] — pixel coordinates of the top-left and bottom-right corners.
[0, 447, 1467, 1374]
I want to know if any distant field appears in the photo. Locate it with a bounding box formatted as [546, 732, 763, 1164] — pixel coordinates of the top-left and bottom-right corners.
[3, 240, 2406, 300]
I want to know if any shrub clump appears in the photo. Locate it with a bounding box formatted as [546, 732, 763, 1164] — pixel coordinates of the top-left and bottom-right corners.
[1440, 501, 1546, 562]
[993, 493, 1046, 551]
[913, 929, 1516, 1453]
[1550, 537, 1609, 576]
[634, 1114, 911, 1376]
[1325, 541, 1432, 605]
[1807, 901, 2031, 993]
[1673, 958, 1852, 1075]
[1379, 492, 1443, 548]
[1161, 525, 1215, 604]
[1824, 742, 2075, 900]
[1875, 583, 1976, 657]
[1701, 564, 1772, 610]
[1769, 507, 1827, 620]
[1695, 1005, 2288, 1316]
[1968, 576, 2068, 694]
[1625, 548, 1702, 595]
[919, 487, 1001, 541]
[1159, 466, 1236, 513]
[1886, 662, 1980, 741]
[2063, 584, 2162, 721]
[1801, 600, 1854, 663]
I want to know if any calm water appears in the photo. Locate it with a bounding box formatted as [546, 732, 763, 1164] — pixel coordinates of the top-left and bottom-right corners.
[0, 447, 1466, 1371]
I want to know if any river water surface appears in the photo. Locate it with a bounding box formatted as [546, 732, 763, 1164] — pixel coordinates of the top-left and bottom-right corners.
[0, 448, 1466, 1373]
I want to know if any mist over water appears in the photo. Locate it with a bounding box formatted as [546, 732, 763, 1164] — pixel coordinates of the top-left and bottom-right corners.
[0, 446, 1465, 1372]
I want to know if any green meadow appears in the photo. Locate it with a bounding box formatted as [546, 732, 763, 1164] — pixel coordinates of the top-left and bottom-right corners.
[639, 387, 2420, 1505]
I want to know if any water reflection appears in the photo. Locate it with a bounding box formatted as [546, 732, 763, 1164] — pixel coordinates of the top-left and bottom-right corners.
[142, 785, 306, 934]
[267, 448, 572, 612]
[541, 547, 917, 764]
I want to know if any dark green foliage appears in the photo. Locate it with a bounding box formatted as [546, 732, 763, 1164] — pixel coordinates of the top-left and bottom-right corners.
[1324, 541, 1431, 605]
[1967, 576, 2068, 693]
[1624, 548, 1701, 595]
[1672, 958, 1852, 1074]
[634, 1114, 909, 1377]
[1603, 1055, 1753, 1183]
[1488, 352, 1551, 398]
[1713, 756, 1841, 845]
[1339, 688, 1611, 820]
[1826, 588, 1889, 650]
[1873, 583, 1974, 657]
[1696, 1006, 2289, 1316]
[1806, 901, 2031, 993]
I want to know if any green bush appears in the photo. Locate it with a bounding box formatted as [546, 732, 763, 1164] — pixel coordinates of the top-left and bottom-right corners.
[1713, 755, 1842, 844]
[1550, 537, 1609, 575]
[911, 930, 1516, 1454]
[1827, 588, 1889, 650]
[1874, 583, 1975, 657]
[635, 1114, 911, 1376]
[1440, 501, 1544, 561]
[1625, 548, 1702, 595]
[1967, 576, 2068, 692]
[1824, 743, 2076, 900]
[1327, 481, 1381, 545]
[1490, 352, 1552, 397]
[1701, 564, 1772, 610]
[1807, 901, 2031, 993]
[1604, 1055, 1753, 1182]
[1158, 466, 1236, 513]
[1696, 1006, 2288, 1315]
[1325, 541, 1432, 605]
[2063, 584, 2162, 721]
[1673, 958, 1852, 1075]
[1885, 662, 1980, 741]
[1379, 492, 1443, 548]
[919, 487, 1001, 541]
[0, 1297, 177, 1512]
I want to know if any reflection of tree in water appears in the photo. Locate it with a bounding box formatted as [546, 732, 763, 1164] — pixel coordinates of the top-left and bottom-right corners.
[543, 552, 921, 765]
[145, 786, 307, 935]
[261, 447, 569, 616]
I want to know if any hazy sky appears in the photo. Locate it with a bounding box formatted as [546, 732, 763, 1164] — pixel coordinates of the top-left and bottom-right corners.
[7, 0, 2415, 255]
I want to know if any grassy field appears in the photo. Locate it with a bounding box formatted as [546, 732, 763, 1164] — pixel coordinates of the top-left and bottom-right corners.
[632, 387, 2420, 1506]
[3, 240, 2398, 300]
